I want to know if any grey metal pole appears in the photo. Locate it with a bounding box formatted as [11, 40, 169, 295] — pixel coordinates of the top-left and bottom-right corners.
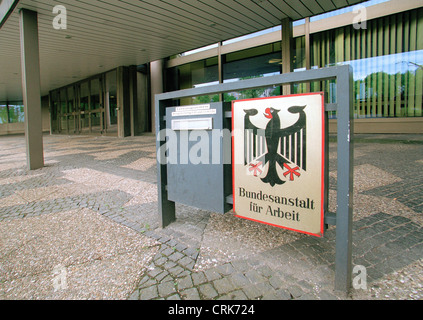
[334, 65, 354, 294]
[155, 97, 175, 228]
[19, 9, 44, 170]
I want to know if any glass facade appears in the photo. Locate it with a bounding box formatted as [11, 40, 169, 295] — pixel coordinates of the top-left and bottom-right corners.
[8, 104, 25, 123]
[166, 7, 422, 120]
[166, 56, 219, 105]
[166, 43, 283, 106]
[0, 103, 24, 124]
[50, 73, 109, 134]
[223, 43, 282, 101]
[311, 8, 423, 118]
[0, 104, 6, 124]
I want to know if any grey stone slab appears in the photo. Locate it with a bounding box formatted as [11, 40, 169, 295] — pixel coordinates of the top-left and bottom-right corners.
[139, 285, 159, 300]
[192, 271, 208, 286]
[229, 272, 251, 288]
[198, 283, 218, 299]
[204, 269, 222, 282]
[213, 278, 236, 295]
[158, 281, 177, 297]
[217, 290, 248, 300]
[176, 275, 193, 291]
[180, 287, 200, 300]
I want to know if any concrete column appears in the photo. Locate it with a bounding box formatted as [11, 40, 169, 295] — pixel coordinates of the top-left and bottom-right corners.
[129, 65, 137, 137]
[19, 9, 44, 170]
[136, 70, 149, 134]
[150, 59, 164, 134]
[116, 66, 127, 138]
[281, 18, 293, 95]
[116, 66, 135, 137]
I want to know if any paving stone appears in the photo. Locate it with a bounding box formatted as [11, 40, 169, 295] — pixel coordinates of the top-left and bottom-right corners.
[234, 285, 262, 300]
[229, 272, 251, 287]
[161, 274, 174, 283]
[167, 239, 179, 248]
[176, 275, 193, 291]
[213, 278, 236, 295]
[127, 290, 140, 300]
[175, 243, 188, 252]
[296, 293, 318, 300]
[244, 270, 267, 284]
[168, 251, 184, 262]
[147, 267, 162, 278]
[298, 280, 314, 291]
[158, 235, 172, 244]
[139, 277, 157, 288]
[183, 247, 200, 259]
[268, 275, 286, 290]
[169, 265, 185, 276]
[154, 256, 167, 267]
[192, 271, 208, 286]
[216, 263, 236, 276]
[198, 283, 218, 299]
[218, 290, 248, 300]
[178, 256, 194, 268]
[288, 285, 304, 298]
[155, 270, 170, 282]
[163, 260, 177, 269]
[255, 282, 275, 296]
[177, 270, 191, 277]
[139, 285, 159, 300]
[158, 281, 177, 297]
[180, 287, 200, 300]
[230, 260, 251, 272]
[275, 289, 292, 300]
[204, 268, 222, 282]
[318, 290, 340, 300]
[256, 265, 273, 278]
[261, 288, 282, 300]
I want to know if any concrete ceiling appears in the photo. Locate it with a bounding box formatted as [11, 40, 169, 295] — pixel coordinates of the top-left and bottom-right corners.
[0, 0, 365, 102]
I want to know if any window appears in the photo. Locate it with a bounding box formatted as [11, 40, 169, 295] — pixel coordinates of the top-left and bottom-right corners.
[0, 104, 7, 124]
[166, 56, 219, 106]
[0, 103, 25, 124]
[8, 105, 25, 123]
[223, 42, 282, 101]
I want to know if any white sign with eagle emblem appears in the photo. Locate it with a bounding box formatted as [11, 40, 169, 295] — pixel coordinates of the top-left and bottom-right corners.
[232, 93, 326, 237]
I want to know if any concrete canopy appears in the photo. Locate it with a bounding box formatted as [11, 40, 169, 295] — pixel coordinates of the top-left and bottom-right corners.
[0, 0, 365, 102]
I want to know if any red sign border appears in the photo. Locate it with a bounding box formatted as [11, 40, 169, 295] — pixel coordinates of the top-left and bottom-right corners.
[231, 92, 326, 238]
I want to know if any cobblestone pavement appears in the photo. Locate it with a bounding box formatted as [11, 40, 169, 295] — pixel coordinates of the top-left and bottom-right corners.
[0, 133, 422, 300]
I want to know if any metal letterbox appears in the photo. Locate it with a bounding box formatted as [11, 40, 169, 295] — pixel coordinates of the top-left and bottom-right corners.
[165, 102, 232, 213]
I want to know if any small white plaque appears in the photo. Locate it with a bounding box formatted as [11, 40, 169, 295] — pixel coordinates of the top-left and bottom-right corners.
[171, 117, 213, 130]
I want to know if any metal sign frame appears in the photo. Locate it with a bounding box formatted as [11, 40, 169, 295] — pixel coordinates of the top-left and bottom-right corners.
[155, 65, 354, 294]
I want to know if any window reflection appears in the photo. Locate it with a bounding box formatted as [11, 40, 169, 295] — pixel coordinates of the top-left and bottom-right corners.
[167, 57, 219, 105]
[223, 43, 281, 101]
[0, 104, 25, 124]
[339, 50, 423, 118]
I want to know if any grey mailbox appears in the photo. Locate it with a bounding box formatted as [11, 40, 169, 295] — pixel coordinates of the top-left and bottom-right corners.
[165, 102, 232, 214]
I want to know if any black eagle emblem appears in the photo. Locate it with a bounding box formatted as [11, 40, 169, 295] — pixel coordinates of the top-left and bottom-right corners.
[243, 106, 307, 187]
